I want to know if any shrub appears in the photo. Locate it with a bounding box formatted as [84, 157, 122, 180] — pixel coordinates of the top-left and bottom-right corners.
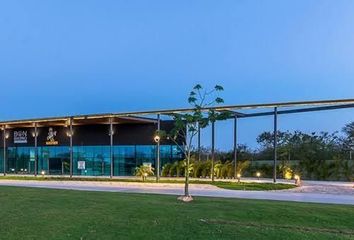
[134, 165, 154, 181]
[201, 160, 212, 178]
[161, 163, 172, 177]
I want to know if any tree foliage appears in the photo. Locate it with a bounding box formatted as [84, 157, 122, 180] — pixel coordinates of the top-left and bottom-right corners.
[159, 84, 230, 198]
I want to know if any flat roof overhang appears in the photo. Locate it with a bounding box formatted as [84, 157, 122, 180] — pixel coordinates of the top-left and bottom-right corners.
[0, 116, 158, 129]
[1, 98, 354, 128]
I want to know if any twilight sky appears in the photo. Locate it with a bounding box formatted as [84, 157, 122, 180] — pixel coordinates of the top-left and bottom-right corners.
[0, 0, 354, 150]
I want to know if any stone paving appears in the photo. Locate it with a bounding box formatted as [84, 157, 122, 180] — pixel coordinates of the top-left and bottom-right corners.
[286, 180, 354, 195]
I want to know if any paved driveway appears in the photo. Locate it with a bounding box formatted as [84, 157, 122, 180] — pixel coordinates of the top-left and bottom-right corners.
[0, 179, 353, 205]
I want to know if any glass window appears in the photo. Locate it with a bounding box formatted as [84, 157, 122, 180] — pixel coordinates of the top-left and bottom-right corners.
[6, 147, 35, 174]
[38, 146, 70, 175]
[73, 146, 110, 176]
[172, 145, 184, 161]
[136, 145, 156, 167]
[160, 145, 172, 170]
[1, 144, 183, 176]
[114, 146, 135, 176]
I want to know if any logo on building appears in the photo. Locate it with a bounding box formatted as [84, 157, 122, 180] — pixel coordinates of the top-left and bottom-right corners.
[14, 131, 27, 143]
[46, 128, 58, 145]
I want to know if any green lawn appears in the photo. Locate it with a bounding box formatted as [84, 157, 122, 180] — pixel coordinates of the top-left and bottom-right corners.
[0, 186, 353, 240]
[0, 176, 296, 191]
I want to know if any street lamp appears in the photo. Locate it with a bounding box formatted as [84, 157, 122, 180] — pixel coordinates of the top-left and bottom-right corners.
[154, 135, 160, 143]
[154, 134, 161, 182]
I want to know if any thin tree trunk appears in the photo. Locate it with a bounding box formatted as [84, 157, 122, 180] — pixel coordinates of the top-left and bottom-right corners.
[184, 152, 190, 196]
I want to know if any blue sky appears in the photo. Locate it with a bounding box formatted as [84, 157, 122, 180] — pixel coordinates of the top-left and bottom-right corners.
[0, 0, 354, 150]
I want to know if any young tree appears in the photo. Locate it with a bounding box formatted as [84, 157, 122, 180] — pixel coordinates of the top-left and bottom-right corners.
[159, 84, 229, 202]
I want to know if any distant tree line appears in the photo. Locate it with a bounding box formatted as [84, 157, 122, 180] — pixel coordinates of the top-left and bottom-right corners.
[161, 122, 354, 181]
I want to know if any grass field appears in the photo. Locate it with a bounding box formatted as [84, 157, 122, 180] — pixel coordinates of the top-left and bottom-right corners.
[0, 176, 296, 191]
[0, 186, 353, 240]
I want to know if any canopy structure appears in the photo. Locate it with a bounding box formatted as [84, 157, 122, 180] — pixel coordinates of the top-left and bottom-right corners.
[1, 98, 354, 182]
[1, 98, 354, 126]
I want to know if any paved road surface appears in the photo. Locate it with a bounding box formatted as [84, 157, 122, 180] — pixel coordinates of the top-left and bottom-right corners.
[0, 179, 353, 205]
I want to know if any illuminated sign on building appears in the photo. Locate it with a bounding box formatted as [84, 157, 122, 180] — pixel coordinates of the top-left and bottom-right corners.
[46, 128, 58, 145]
[14, 131, 27, 143]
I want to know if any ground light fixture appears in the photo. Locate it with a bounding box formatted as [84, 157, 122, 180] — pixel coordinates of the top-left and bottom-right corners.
[256, 172, 261, 180]
[41, 170, 45, 176]
[237, 173, 241, 183]
[143, 172, 148, 181]
[294, 174, 301, 186]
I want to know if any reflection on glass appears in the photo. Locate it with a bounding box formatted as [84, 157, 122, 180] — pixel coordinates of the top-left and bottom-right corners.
[1, 145, 183, 176]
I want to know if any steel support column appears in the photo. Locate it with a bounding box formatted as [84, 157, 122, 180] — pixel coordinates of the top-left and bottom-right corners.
[211, 121, 215, 182]
[156, 114, 160, 182]
[34, 123, 38, 177]
[233, 115, 238, 179]
[273, 107, 278, 183]
[69, 118, 73, 178]
[110, 117, 114, 178]
[3, 125, 6, 176]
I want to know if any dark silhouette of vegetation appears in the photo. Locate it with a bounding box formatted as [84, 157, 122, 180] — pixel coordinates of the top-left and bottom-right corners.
[162, 122, 354, 181]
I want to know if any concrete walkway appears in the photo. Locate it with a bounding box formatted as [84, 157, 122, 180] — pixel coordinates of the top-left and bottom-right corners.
[0, 179, 353, 205]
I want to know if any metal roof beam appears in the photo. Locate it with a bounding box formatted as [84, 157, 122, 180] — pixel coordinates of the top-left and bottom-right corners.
[237, 103, 354, 118]
[1, 98, 354, 125]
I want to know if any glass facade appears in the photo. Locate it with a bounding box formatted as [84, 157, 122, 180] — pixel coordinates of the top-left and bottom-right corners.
[114, 146, 136, 176]
[38, 147, 70, 175]
[1, 145, 183, 176]
[73, 146, 110, 176]
[7, 147, 36, 174]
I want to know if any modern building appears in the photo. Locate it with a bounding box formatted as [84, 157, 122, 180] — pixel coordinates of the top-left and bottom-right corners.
[0, 115, 184, 177]
[2, 98, 353, 181]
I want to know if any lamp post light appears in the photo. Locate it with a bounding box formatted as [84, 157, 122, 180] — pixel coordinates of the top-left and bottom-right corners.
[3, 126, 8, 176]
[66, 118, 74, 178]
[32, 123, 39, 177]
[154, 134, 161, 182]
[109, 117, 114, 178]
[154, 135, 160, 143]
